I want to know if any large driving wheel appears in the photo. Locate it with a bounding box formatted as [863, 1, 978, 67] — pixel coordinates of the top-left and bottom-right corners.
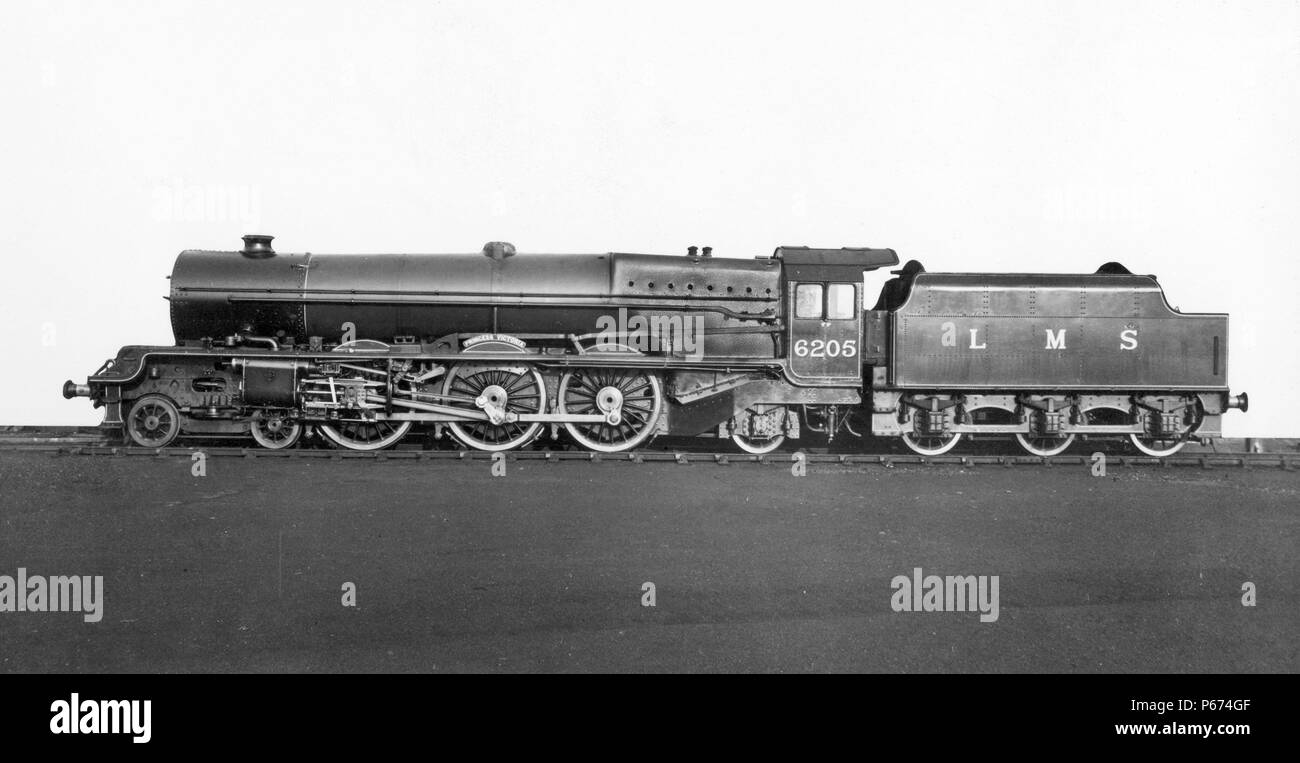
[318, 419, 412, 451]
[442, 364, 547, 451]
[317, 338, 412, 450]
[558, 365, 663, 453]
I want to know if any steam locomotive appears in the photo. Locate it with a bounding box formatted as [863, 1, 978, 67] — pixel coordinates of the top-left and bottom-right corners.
[63, 235, 1248, 456]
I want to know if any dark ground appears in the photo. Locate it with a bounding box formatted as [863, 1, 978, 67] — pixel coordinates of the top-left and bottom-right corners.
[0, 451, 1295, 672]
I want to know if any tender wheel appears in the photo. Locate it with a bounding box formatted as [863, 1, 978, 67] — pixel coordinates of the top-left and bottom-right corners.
[249, 411, 303, 450]
[1130, 400, 1201, 457]
[1080, 404, 1193, 457]
[1015, 432, 1076, 457]
[901, 431, 962, 456]
[442, 364, 547, 451]
[1128, 433, 1189, 457]
[125, 394, 182, 448]
[559, 366, 663, 453]
[318, 419, 412, 451]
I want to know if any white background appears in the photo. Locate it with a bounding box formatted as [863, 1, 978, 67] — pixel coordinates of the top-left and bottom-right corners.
[2, 0, 1296, 435]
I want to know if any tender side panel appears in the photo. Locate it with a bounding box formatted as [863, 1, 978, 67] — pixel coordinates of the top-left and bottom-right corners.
[891, 273, 1229, 389]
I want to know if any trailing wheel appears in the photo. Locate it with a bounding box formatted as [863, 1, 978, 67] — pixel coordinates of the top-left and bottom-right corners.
[733, 432, 786, 455]
[730, 405, 789, 454]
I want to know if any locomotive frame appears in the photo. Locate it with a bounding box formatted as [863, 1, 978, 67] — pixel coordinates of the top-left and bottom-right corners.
[64, 236, 1248, 457]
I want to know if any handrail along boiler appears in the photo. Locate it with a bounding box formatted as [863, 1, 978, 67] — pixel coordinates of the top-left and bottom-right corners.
[63, 235, 1248, 456]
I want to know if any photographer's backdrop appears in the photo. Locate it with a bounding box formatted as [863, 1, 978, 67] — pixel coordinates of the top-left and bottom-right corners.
[2, 0, 1296, 435]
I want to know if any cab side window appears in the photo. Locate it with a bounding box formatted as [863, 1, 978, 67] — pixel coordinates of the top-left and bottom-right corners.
[795, 284, 823, 319]
[826, 283, 855, 319]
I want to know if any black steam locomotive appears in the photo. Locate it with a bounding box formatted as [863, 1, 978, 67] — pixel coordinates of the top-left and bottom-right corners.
[63, 235, 1247, 456]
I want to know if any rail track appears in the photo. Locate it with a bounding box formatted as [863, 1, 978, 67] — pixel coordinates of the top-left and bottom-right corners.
[0, 428, 1295, 469]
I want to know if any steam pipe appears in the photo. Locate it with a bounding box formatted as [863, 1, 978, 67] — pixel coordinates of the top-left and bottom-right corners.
[228, 334, 280, 351]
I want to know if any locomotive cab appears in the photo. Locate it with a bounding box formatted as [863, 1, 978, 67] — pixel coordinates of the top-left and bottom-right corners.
[773, 246, 899, 385]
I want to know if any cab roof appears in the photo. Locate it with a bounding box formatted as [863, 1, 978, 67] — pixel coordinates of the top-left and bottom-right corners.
[773, 246, 900, 281]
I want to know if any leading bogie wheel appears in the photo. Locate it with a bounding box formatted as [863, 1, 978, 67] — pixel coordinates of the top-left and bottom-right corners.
[126, 394, 182, 448]
[249, 410, 303, 449]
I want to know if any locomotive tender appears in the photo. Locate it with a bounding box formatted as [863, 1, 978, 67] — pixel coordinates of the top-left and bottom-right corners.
[63, 235, 1247, 456]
